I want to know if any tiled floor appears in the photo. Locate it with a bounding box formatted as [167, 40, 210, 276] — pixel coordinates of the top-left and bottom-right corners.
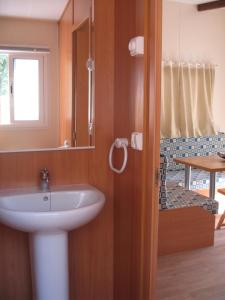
[157, 228, 225, 300]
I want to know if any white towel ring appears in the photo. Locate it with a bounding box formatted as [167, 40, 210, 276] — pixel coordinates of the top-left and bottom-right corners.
[109, 138, 129, 174]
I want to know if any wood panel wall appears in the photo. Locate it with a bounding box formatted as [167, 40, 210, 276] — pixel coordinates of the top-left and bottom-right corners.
[59, 0, 73, 146]
[73, 20, 90, 146]
[114, 0, 145, 299]
[73, 0, 91, 29]
[0, 0, 114, 298]
[70, 0, 114, 298]
[142, 0, 162, 298]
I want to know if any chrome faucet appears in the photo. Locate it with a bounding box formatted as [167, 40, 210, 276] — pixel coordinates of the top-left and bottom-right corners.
[40, 168, 50, 191]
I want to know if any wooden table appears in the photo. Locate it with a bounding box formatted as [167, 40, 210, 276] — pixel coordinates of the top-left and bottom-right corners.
[174, 155, 225, 199]
[218, 188, 225, 196]
[217, 188, 225, 229]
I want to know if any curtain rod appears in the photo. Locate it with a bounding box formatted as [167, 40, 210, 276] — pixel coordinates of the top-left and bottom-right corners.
[0, 46, 50, 54]
[162, 60, 218, 67]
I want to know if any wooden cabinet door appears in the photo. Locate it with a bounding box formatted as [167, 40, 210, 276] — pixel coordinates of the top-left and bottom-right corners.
[73, 0, 91, 29]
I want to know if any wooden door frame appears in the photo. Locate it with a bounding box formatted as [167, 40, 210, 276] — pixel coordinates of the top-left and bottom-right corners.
[141, 0, 162, 299]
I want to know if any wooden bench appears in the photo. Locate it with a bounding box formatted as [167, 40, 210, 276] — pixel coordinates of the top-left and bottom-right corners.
[216, 188, 225, 229]
[158, 206, 215, 256]
[158, 155, 218, 256]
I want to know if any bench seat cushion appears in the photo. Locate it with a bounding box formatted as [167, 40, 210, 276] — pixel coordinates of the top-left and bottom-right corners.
[166, 182, 218, 214]
[167, 169, 225, 190]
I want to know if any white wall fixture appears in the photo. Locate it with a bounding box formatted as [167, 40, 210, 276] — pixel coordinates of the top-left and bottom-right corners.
[109, 138, 129, 174]
[0, 185, 105, 300]
[131, 132, 143, 151]
[128, 36, 144, 56]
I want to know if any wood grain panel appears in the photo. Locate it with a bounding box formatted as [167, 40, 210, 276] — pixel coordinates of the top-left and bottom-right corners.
[0, 225, 32, 300]
[114, 0, 134, 296]
[114, 0, 162, 299]
[141, 0, 162, 299]
[0, 150, 89, 189]
[112, 0, 162, 297]
[59, 0, 73, 146]
[73, 19, 90, 146]
[71, 0, 114, 298]
[174, 155, 225, 172]
[73, 0, 91, 29]
[198, 0, 225, 11]
[114, 0, 146, 299]
[158, 207, 215, 256]
[218, 188, 225, 195]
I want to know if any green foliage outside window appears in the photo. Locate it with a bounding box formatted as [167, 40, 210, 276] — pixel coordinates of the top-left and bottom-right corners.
[0, 54, 9, 96]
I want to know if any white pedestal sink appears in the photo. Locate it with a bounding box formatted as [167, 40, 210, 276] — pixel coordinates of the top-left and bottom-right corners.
[0, 184, 105, 300]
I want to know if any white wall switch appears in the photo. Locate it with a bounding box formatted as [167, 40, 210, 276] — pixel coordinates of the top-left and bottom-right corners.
[128, 36, 144, 56]
[131, 132, 143, 151]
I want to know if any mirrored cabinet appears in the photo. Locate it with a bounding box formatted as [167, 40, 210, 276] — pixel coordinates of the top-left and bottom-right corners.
[72, 1, 95, 147]
[0, 0, 95, 152]
[59, 0, 95, 150]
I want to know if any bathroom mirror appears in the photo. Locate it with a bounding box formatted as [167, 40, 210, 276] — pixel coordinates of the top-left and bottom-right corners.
[0, 0, 95, 152]
[73, 5, 95, 147]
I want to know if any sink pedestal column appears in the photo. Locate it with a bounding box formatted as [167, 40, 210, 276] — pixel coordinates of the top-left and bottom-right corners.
[29, 231, 69, 300]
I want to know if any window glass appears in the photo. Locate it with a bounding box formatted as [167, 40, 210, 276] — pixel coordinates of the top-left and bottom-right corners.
[13, 58, 39, 121]
[0, 54, 10, 125]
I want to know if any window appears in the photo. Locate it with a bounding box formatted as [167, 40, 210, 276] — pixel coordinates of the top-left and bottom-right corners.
[0, 51, 46, 127]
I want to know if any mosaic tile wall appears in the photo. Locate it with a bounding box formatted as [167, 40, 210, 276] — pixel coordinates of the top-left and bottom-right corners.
[160, 133, 225, 171]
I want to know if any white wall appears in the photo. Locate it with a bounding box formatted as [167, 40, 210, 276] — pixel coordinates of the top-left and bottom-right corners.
[163, 0, 225, 132]
[0, 17, 59, 150]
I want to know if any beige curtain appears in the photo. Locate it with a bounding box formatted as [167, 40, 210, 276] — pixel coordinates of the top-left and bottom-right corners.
[161, 62, 216, 138]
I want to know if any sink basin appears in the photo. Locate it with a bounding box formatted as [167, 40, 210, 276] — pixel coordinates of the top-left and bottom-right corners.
[0, 184, 105, 232]
[0, 184, 105, 300]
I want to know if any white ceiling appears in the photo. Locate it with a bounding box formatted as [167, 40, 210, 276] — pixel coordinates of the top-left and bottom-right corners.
[169, 0, 217, 4]
[0, 0, 69, 21]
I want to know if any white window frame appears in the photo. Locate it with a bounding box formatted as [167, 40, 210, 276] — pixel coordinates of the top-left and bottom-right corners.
[0, 51, 48, 129]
